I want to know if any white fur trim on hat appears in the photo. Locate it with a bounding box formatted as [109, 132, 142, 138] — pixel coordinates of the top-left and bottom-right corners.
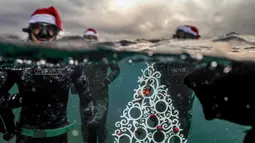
[178, 25, 197, 36]
[29, 14, 56, 25]
[84, 31, 96, 36]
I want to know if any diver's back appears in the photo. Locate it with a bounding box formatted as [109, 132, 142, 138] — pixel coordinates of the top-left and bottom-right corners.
[16, 66, 74, 129]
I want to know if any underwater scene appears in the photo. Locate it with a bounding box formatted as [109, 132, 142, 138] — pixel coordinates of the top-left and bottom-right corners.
[0, 33, 254, 143]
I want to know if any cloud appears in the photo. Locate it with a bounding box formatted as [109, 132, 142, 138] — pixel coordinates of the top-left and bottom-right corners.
[0, 0, 254, 40]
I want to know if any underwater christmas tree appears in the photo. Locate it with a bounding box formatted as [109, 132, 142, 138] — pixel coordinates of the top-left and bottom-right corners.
[112, 63, 187, 143]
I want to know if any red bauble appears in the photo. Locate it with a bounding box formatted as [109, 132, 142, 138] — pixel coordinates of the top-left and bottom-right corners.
[150, 114, 156, 117]
[173, 127, 179, 133]
[157, 125, 162, 130]
[149, 114, 157, 122]
[144, 89, 150, 95]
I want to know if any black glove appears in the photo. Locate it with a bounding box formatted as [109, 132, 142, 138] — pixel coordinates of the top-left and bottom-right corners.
[70, 85, 78, 95]
[3, 132, 16, 141]
[87, 118, 100, 129]
[71, 87, 78, 95]
[98, 78, 111, 90]
[83, 105, 99, 129]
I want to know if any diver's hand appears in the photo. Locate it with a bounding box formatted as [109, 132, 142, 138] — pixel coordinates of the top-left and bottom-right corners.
[87, 118, 100, 129]
[70, 84, 78, 95]
[3, 132, 15, 142]
[71, 86, 78, 95]
[99, 78, 111, 90]
[99, 82, 106, 90]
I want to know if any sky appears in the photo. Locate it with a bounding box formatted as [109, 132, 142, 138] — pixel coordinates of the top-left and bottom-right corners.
[0, 0, 254, 41]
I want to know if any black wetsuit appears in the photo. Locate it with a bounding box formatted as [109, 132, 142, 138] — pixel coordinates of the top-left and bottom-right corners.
[0, 64, 95, 143]
[154, 62, 195, 139]
[81, 62, 120, 143]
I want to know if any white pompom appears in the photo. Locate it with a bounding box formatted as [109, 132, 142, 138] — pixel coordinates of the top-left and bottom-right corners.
[56, 31, 64, 40]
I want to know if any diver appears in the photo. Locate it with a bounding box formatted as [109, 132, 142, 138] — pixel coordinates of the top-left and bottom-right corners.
[183, 61, 255, 143]
[83, 28, 98, 41]
[71, 28, 120, 143]
[154, 25, 200, 139]
[172, 25, 201, 39]
[0, 6, 96, 143]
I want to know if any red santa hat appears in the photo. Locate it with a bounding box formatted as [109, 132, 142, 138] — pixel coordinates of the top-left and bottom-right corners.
[177, 25, 200, 39]
[28, 6, 63, 30]
[83, 28, 97, 37]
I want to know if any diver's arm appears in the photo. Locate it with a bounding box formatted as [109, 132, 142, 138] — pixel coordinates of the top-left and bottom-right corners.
[71, 66, 96, 132]
[0, 70, 19, 140]
[102, 63, 120, 85]
[0, 93, 22, 109]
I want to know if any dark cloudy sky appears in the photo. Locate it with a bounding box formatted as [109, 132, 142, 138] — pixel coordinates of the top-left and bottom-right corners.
[0, 0, 254, 41]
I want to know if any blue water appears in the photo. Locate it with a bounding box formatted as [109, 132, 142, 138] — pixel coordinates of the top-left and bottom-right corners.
[1, 62, 249, 143]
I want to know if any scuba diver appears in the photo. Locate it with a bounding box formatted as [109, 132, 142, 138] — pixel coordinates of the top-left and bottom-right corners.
[154, 25, 200, 139]
[0, 6, 96, 143]
[71, 28, 120, 143]
[172, 25, 200, 39]
[83, 28, 98, 41]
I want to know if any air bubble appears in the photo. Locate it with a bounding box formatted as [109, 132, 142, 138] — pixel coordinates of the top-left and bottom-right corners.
[223, 66, 232, 73]
[148, 51, 153, 56]
[72, 129, 79, 136]
[177, 93, 182, 97]
[224, 97, 228, 101]
[180, 54, 187, 60]
[196, 53, 203, 60]
[128, 59, 133, 63]
[216, 113, 222, 118]
[26, 60, 32, 65]
[16, 59, 23, 64]
[83, 59, 88, 63]
[69, 59, 74, 65]
[40, 60, 46, 65]
[74, 60, 78, 65]
[211, 61, 217, 67]
[32, 87, 36, 92]
[113, 53, 118, 58]
[102, 57, 108, 64]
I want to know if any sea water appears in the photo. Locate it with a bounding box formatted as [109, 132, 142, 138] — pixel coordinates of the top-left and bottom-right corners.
[0, 34, 253, 143]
